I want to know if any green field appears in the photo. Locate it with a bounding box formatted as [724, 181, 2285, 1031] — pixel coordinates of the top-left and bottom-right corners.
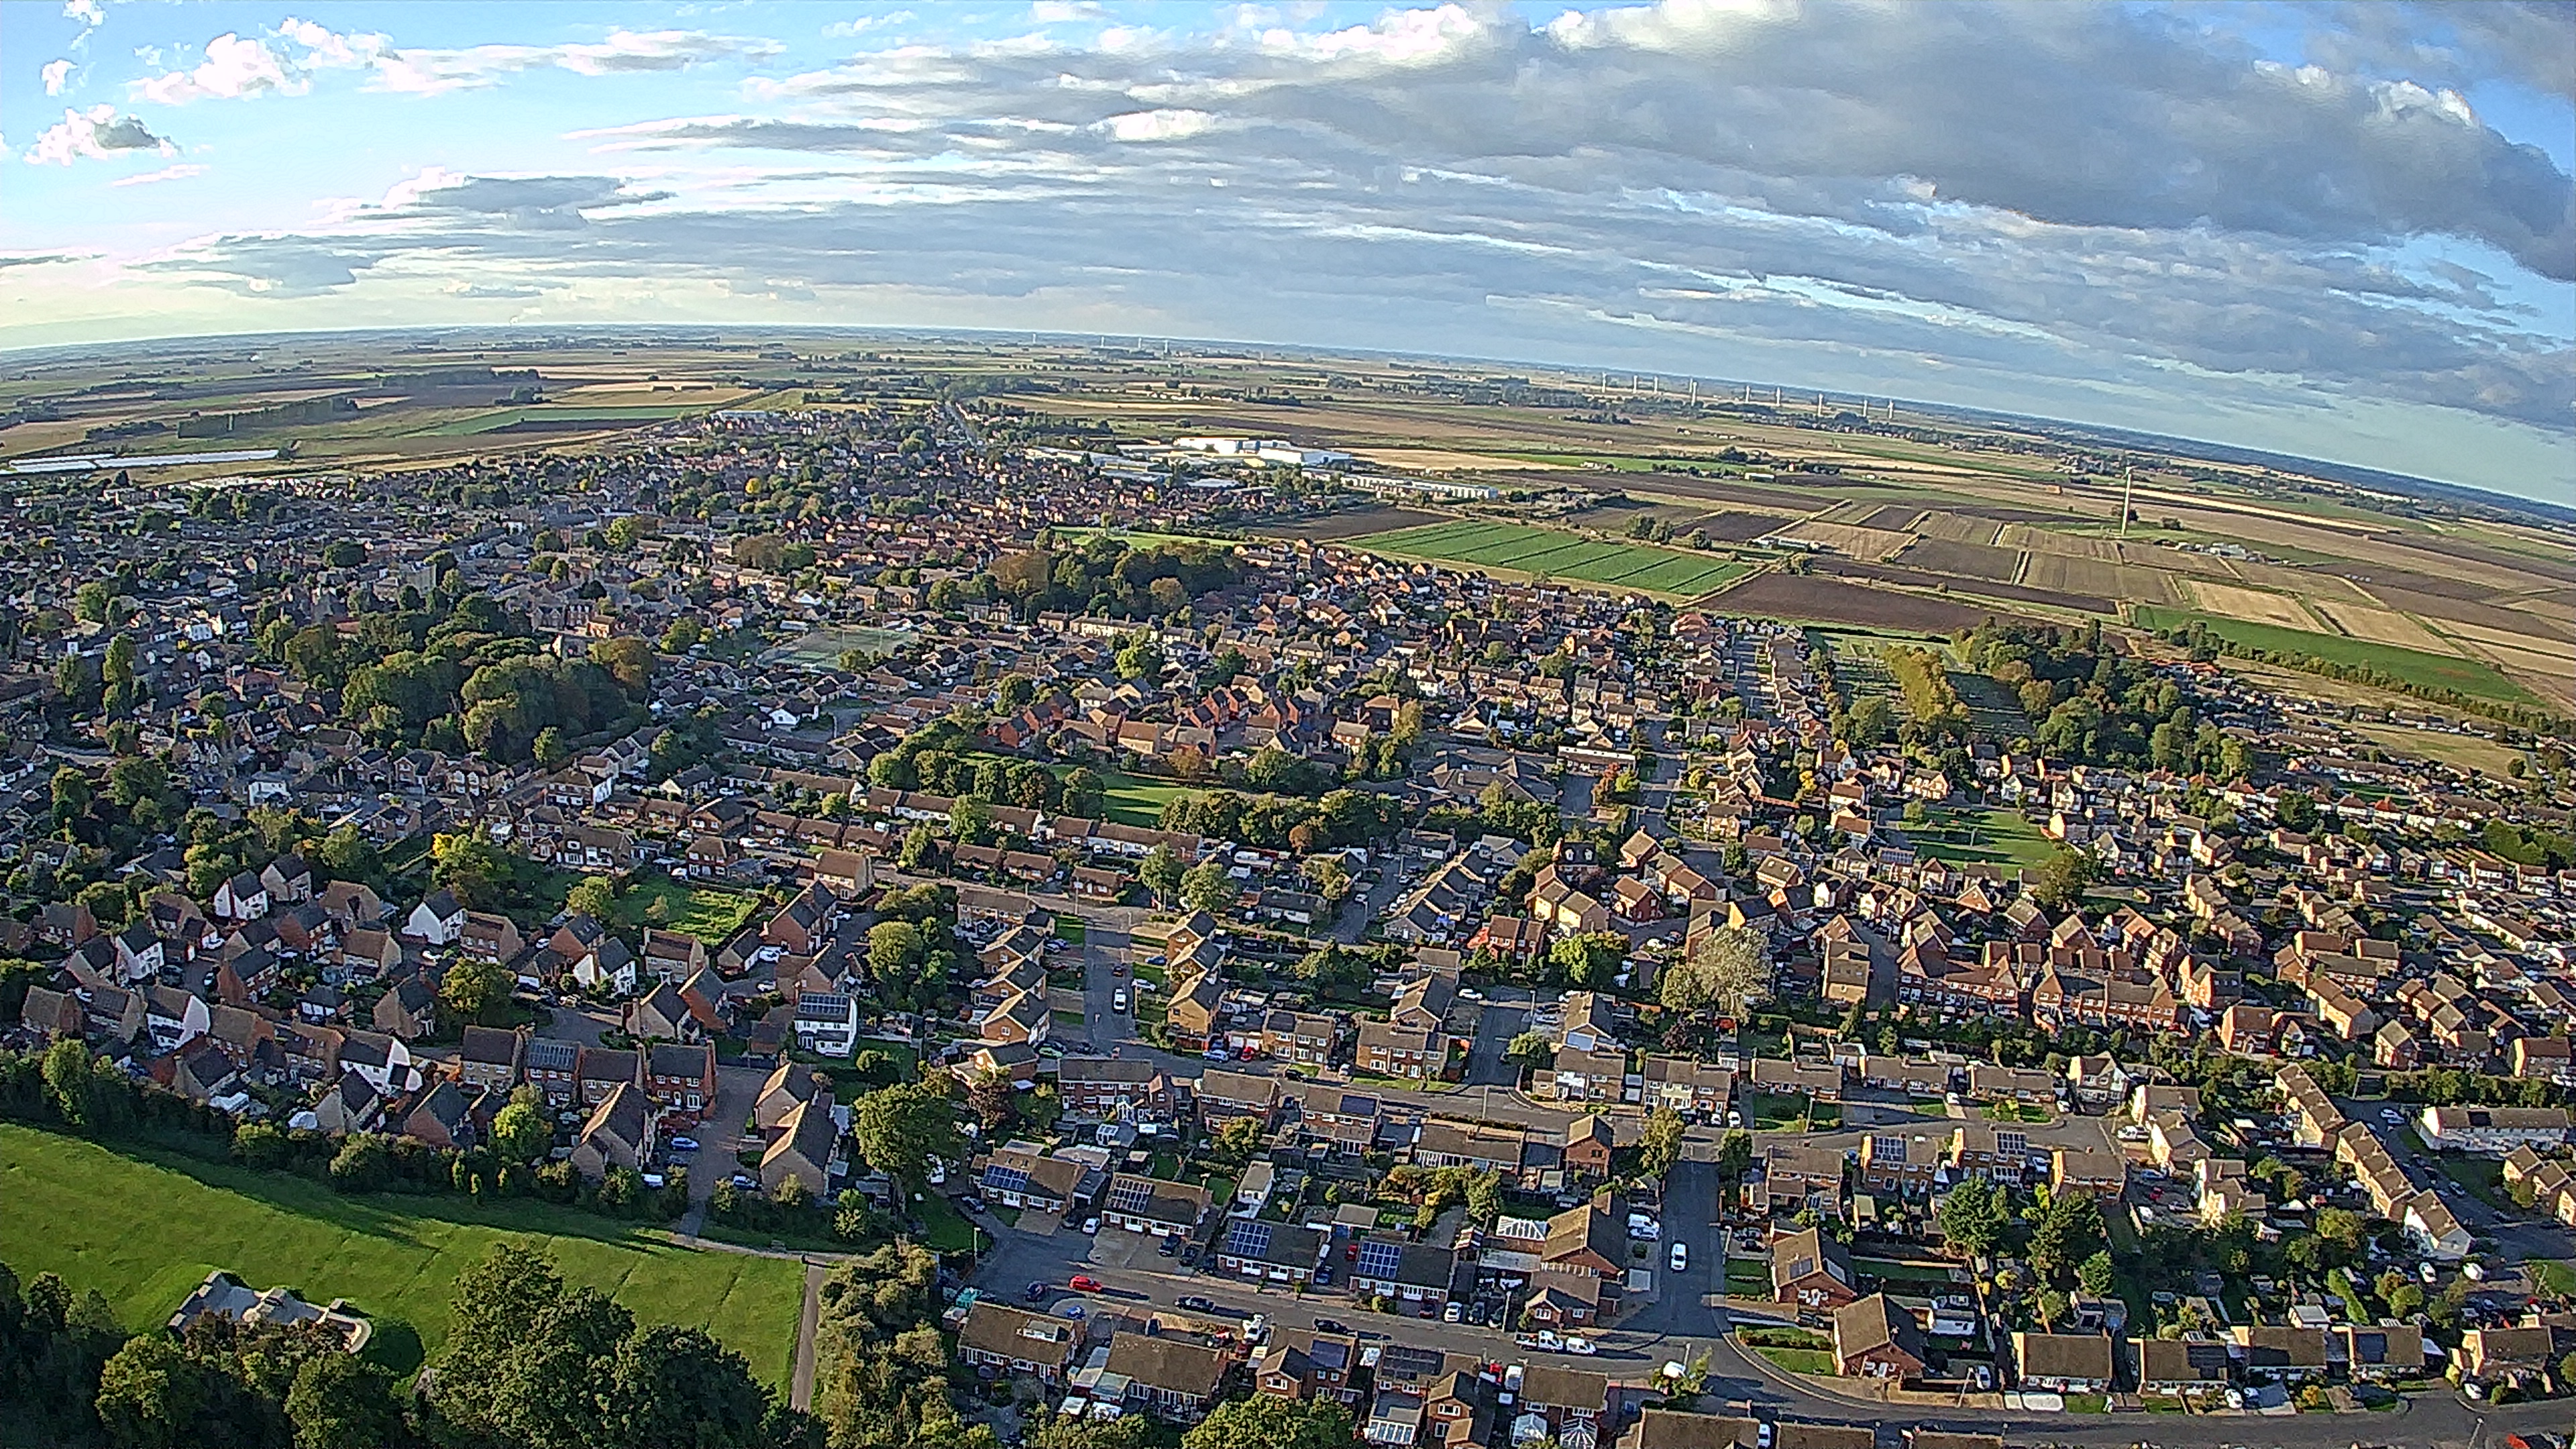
[615, 878, 763, 945]
[1357, 519, 1750, 597]
[0, 1126, 803, 1385]
[2134, 606, 2534, 706]
[770, 624, 916, 669]
[1754, 1346, 1837, 1375]
[1902, 805, 2057, 871]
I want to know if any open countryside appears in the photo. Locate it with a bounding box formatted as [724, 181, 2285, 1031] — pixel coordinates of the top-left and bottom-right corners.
[1356, 518, 1750, 598]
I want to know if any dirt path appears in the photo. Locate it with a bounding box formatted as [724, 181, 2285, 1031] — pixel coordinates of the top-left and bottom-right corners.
[790, 1260, 826, 1411]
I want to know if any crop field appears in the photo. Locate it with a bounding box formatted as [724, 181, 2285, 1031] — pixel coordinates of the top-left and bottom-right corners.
[1894, 537, 2020, 581]
[2307, 600, 2461, 655]
[1912, 511, 2005, 545]
[1708, 573, 2019, 631]
[413, 405, 702, 437]
[1358, 519, 1748, 597]
[1768, 521, 1914, 560]
[2182, 580, 2325, 631]
[2135, 607, 2537, 706]
[2021, 553, 2188, 606]
[0, 1126, 804, 1385]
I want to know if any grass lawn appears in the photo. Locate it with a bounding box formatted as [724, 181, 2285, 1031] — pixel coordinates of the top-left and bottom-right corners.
[1724, 1258, 1770, 1295]
[0, 1125, 804, 1386]
[2424, 1149, 2508, 1210]
[1745, 1090, 1814, 1130]
[1055, 917, 1087, 944]
[1855, 1257, 1959, 1287]
[915, 1194, 978, 1253]
[614, 877, 763, 945]
[1355, 519, 1750, 599]
[2133, 606, 2536, 707]
[1754, 1346, 1836, 1376]
[2062, 1393, 2108, 1414]
[1904, 805, 2058, 872]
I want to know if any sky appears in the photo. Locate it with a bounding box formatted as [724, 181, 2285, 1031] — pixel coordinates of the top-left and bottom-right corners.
[3, 1, 2571, 505]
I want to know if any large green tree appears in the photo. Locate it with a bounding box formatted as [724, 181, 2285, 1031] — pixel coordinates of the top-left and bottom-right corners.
[852, 1081, 959, 1191]
[1180, 1395, 1356, 1449]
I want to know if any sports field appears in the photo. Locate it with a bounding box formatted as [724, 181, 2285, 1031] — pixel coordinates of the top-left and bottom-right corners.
[613, 878, 763, 945]
[0, 1125, 804, 1385]
[1356, 519, 1748, 596]
[2134, 607, 2534, 706]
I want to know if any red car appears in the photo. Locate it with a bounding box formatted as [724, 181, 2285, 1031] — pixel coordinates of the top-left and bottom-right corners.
[1069, 1275, 1103, 1293]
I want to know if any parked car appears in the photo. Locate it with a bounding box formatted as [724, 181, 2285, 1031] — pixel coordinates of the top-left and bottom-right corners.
[1535, 1330, 1564, 1351]
[1562, 1336, 1596, 1356]
[1083, 1217, 1102, 1236]
[1314, 1318, 1351, 1336]
[669, 1136, 698, 1153]
[1443, 1302, 1463, 1323]
[1668, 1242, 1688, 1273]
[1202, 1047, 1230, 1061]
[1069, 1275, 1102, 1292]
[1024, 1282, 1051, 1302]
[1158, 1236, 1180, 1257]
[1112, 989, 1129, 1012]
[1060, 1304, 1084, 1320]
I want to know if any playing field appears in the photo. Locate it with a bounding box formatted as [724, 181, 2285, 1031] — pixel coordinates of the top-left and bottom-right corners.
[614, 878, 763, 945]
[2135, 607, 2536, 706]
[0, 1126, 804, 1385]
[1356, 519, 1748, 596]
[1903, 806, 2058, 871]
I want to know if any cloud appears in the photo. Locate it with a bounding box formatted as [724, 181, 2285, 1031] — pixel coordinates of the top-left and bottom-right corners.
[111, 162, 207, 187]
[34, 0, 2576, 488]
[1096, 109, 1216, 142]
[131, 21, 777, 105]
[62, 0, 101, 35]
[369, 29, 783, 95]
[136, 32, 300, 103]
[1029, 2, 1108, 23]
[23, 105, 172, 166]
[42, 60, 72, 96]
[824, 13, 915, 39]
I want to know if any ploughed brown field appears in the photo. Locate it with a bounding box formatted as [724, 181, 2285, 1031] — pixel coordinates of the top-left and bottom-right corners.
[1702, 572, 2029, 631]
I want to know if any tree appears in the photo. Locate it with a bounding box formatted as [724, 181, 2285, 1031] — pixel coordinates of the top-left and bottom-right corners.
[1716, 1129, 1754, 1183]
[490, 1097, 552, 1164]
[1550, 931, 1625, 988]
[965, 1071, 1016, 1133]
[1663, 925, 1771, 1019]
[1466, 1169, 1504, 1226]
[532, 726, 570, 769]
[1179, 861, 1234, 914]
[867, 920, 927, 983]
[1505, 1032, 1555, 1071]
[1937, 1177, 2007, 1259]
[566, 874, 616, 922]
[1214, 1116, 1265, 1161]
[51, 767, 92, 828]
[853, 1080, 959, 1191]
[596, 1324, 775, 1449]
[284, 1354, 396, 1449]
[1180, 1395, 1356, 1449]
[2029, 1193, 2104, 1281]
[2275, 789, 2319, 832]
[1639, 1107, 1686, 1182]
[1140, 844, 1185, 905]
[431, 830, 510, 911]
[2077, 1249, 2115, 1297]
[440, 953, 513, 1026]
[2030, 849, 2097, 912]
[95, 1333, 202, 1449]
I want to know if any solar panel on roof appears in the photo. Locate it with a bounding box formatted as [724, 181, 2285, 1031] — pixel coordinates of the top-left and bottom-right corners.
[983, 1165, 1030, 1194]
[1106, 1177, 1152, 1213]
[1354, 1239, 1403, 1279]
[1226, 1221, 1273, 1257]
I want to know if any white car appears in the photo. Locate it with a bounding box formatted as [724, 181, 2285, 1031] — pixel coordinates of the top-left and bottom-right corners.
[1083, 1217, 1102, 1236]
[1668, 1242, 1688, 1274]
[1562, 1336, 1597, 1356]
[1534, 1330, 1564, 1351]
[1112, 989, 1129, 1013]
[1443, 1301, 1463, 1324]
